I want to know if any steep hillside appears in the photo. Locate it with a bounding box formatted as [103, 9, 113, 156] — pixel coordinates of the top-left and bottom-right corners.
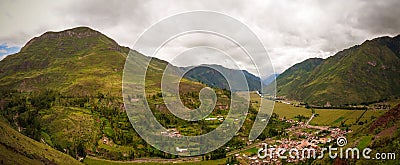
[271, 35, 400, 106]
[0, 117, 81, 165]
[181, 64, 262, 91]
[273, 58, 323, 98]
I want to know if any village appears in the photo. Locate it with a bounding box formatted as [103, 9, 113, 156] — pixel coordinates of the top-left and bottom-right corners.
[235, 117, 350, 164]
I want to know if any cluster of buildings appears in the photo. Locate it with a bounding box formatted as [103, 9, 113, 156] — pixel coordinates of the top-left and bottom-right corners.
[161, 128, 181, 138]
[329, 127, 351, 139]
[176, 147, 188, 153]
[204, 116, 224, 121]
[236, 118, 350, 164]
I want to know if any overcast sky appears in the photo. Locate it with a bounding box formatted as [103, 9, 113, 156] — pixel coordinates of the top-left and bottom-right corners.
[1, 0, 400, 77]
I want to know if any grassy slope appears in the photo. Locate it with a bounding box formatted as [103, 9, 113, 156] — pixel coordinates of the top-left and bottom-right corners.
[41, 106, 100, 150]
[0, 117, 82, 165]
[302, 40, 400, 105]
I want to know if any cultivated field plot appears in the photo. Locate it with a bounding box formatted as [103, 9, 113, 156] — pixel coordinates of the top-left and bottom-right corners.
[273, 102, 311, 119]
[310, 109, 386, 127]
[243, 92, 313, 119]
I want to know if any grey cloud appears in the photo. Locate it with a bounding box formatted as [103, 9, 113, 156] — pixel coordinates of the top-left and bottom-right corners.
[351, 1, 400, 35]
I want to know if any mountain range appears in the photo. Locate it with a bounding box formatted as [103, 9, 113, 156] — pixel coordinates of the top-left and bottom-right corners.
[1, 26, 399, 107]
[181, 64, 262, 91]
[1, 26, 400, 163]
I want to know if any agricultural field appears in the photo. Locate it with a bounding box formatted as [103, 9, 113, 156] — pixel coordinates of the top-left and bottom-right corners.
[246, 92, 387, 131]
[241, 147, 259, 157]
[273, 102, 312, 119]
[273, 101, 386, 130]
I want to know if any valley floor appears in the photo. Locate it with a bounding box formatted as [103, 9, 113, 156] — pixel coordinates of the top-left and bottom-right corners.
[82, 98, 392, 164]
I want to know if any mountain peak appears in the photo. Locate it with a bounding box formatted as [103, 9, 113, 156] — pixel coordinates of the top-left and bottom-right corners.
[21, 27, 112, 52]
[40, 26, 101, 38]
[0, 27, 128, 94]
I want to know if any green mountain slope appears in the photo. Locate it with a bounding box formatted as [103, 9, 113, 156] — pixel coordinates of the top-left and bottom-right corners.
[273, 58, 323, 98]
[0, 27, 128, 96]
[271, 35, 400, 106]
[0, 117, 81, 165]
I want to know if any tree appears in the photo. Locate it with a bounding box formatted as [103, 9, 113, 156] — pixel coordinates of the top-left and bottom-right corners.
[271, 113, 279, 119]
[76, 140, 87, 158]
[31, 90, 56, 110]
[129, 151, 135, 159]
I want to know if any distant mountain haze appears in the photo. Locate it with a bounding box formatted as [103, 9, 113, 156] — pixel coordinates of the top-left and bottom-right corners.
[181, 64, 263, 92]
[262, 73, 280, 86]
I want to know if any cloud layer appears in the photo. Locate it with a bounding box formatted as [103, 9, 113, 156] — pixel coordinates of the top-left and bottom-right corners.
[1, 0, 400, 76]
